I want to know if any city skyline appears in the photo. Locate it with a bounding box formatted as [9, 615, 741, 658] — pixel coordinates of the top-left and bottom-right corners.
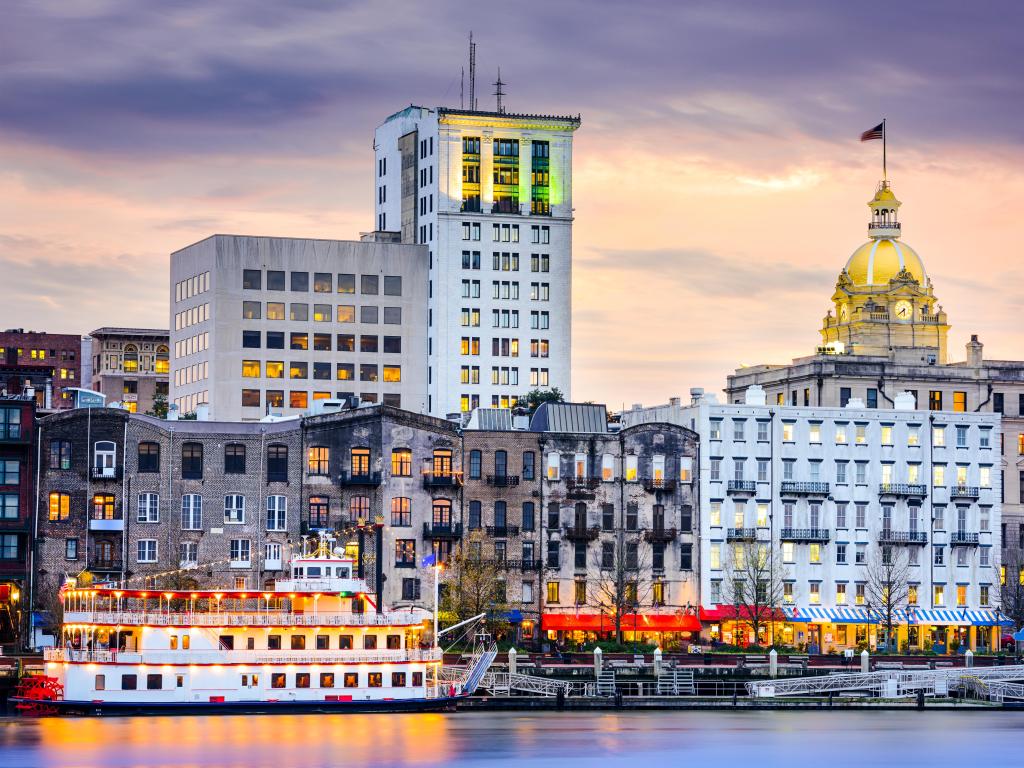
[3, 1, 1023, 408]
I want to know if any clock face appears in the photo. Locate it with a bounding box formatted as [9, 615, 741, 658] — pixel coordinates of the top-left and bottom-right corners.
[894, 300, 913, 321]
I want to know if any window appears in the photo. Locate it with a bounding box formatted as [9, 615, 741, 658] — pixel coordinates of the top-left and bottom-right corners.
[468, 450, 482, 479]
[391, 497, 411, 527]
[307, 446, 330, 475]
[395, 539, 416, 567]
[224, 494, 245, 524]
[48, 492, 70, 521]
[390, 448, 412, 477]
[267, 496, 287, 531]
[0, 408, 22, 440]
[181, 443, 203, 479]
[49, 439, 72, 470]
[137, 493, 159, 523]
[137, 539, 158, 563]
[953, 391, 967, 412]
[230, 539, 251, 566]
[224, 443, 245, 474]
[65, 539, 78, 560]
[181, 494, 202, 530]
[267, 444, 288, 481]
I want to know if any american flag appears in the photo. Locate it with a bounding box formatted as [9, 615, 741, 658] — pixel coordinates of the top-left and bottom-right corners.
[860, 122, 884, 142]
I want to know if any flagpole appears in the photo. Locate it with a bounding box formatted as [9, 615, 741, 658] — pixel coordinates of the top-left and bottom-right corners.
[883, 118, 887, 180]
[433, 562, 440, 649]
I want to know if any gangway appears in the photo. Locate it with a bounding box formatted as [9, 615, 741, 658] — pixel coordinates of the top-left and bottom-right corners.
[748, 663, 1024, 699]
[479, 671, 576, 697]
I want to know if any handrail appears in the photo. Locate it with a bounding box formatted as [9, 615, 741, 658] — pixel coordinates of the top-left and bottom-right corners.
[62, 610, 428, 627]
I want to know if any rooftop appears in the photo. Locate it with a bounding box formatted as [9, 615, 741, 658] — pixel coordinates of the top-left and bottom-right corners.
[89, 327, 169, 339]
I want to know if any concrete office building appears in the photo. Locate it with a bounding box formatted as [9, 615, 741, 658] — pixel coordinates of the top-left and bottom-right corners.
[374, 106, 580, 417]
[624, 387, 1006, 652]
[169, 234, 429, 421]
[87, 327, 170, 414]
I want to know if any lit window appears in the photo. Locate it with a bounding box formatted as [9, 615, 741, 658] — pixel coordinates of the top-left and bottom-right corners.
[241, 360, 260, 378]
[382, 366, 401, 383]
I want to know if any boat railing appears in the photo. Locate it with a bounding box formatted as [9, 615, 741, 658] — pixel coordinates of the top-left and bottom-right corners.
[44, 647, 443, 665]
[61, 610, 429, 627]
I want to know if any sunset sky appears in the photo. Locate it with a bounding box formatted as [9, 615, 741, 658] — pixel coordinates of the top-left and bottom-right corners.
[3, 1, 1022, 408]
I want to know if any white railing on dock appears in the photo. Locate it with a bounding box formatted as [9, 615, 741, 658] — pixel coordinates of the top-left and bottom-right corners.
[62, 610, 427, 628]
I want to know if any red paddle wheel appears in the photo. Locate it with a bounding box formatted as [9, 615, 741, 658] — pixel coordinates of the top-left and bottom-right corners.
[13, 675, 64, 716]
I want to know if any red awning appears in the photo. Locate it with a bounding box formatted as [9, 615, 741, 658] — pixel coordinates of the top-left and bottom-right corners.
[542, 612, 701, 632]
[699, 605, 787, 622]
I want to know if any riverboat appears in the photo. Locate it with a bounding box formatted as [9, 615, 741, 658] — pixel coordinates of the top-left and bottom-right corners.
[16, 538, 494, 715]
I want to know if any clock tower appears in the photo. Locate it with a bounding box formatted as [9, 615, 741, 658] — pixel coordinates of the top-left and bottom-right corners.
[820, 180, 950, 362]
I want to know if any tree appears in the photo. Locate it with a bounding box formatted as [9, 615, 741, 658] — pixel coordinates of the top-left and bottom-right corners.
[864, 544, 911, 650]
[146, 393, 169, 419]
[513, 388, 564, 415]
[722, 541, 787, 647]
[588, 534, 651, 643]
[1000, 548, 1024, 631]
[440, 530, 509, 639]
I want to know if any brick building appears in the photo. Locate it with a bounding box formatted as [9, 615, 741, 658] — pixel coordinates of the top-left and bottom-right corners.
[0, 395, 35, 648]
[0, 329, 83, 410]
[88, 328, 170, 414]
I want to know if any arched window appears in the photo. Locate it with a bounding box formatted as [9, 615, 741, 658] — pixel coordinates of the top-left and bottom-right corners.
[181, 442, 203, 479]
[123, 344, 139, 373]
[155, 345, 169, 374]
[224, 443, 245, 474]
[267, 444, 288, 482]
[137, 442, 160, 472]
[93, 441, 117, 477]
[432, 499, 452, 527]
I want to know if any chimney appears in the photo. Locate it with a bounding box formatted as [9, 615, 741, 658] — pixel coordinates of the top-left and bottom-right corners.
[689, 387, 704, 405]
[668, 396, 681, 407]
[966, 334, 983, 367]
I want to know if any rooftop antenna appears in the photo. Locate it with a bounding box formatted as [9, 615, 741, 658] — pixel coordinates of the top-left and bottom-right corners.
[468, 32, 477, 111]
[494, 67, 506, 114]
[460, 65, 464, 109]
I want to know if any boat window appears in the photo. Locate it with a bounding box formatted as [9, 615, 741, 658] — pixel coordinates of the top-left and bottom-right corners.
[338, 567, 350, 578]
[364, 634, 378, 650]
[268, 635, 282, 650]
[387, 634, 401, 649]
[316, 635, 330, 650]
[344, 672, 358, 688]
[271, 673, 286, 689]
[306, 566, 321, 577]
[291, 635, 306, 650]
[339, 634, 353, 649]
[368, 673, 382, 688]
[320, 673, 335, 688]
[95, 674, 105, 691]
[295, 567, 303, 577]
[121, 674, 137, 690]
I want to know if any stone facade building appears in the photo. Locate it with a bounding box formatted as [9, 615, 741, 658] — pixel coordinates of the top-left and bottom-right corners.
[87, 327, 170, 414]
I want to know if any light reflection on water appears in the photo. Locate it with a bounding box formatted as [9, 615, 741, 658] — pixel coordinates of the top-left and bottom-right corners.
[1, 710, 1021, 768]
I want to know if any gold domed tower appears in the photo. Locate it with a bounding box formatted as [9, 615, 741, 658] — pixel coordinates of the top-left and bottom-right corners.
[820, 180, 950, 362]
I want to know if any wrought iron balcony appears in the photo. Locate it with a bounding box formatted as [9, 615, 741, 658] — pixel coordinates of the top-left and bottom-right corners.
[486, 525, 520, 538]
[726, 480, 757, 494]
[642, 477, 677, 494]
[950, 486, 980, 500]
[868, 221, 901, 234]
[423, 472, 461, 489]
[566, 476, 601, 490]
[486, 474, 520, 487]
[780, 528, 830, 543]
[950, 531, 980, 546]
[726, 527, 757, 542]
[780, 481, 830, 496]
[562, 524, 600, 542]
[88, 559, 123, 573]
[422, 522, 463, 540]
[878, 483, 928, 498]
[878, 530, 928, 545]
[300, 518, 332, 535]
[90, 465, 122, 481]
[338, 471, 382, 486]
[643, 526, 678, 543]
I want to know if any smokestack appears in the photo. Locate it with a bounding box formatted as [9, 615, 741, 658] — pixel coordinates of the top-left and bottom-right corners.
[966, 334, 983, 367]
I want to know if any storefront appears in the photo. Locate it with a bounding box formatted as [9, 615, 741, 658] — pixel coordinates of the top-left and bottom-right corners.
[542, 611, 701, 648]
[699, 606, 789, 647]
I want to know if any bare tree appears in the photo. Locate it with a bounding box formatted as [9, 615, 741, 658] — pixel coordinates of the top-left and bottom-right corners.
[440, 529, 509, 638]
[1000, 548, 1024, 631]
[722, 541, 787, 647]
[864, 544, 911, 650]
[588, 534, 651, 643]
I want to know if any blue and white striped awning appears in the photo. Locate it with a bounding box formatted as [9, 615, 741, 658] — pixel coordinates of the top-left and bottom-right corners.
[906, 609, 1013, 627]
[787, 606, 1012, 626]
[787, 606, 893, 624]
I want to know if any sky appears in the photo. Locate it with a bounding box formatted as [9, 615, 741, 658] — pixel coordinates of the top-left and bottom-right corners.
[2, 0, 1023, 408]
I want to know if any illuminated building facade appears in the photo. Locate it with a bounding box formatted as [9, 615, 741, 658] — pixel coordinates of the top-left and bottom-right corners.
[87, 327, 169, 414]
[373, 107, 580, 417]
[0, 394, 35, 648]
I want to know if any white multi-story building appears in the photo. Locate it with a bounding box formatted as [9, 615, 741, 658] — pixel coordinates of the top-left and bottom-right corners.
[169, 234, 429, 420]
[624, 386, 1007, 652]
[373, 106, 580, 417]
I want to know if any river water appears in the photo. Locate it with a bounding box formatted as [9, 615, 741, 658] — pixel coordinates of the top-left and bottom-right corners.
[1, 709, 1019, 767]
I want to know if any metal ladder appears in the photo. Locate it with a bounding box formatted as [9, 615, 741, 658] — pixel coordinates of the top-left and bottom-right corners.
[596, 669, 617, 696]
[657, 668, 695, 695]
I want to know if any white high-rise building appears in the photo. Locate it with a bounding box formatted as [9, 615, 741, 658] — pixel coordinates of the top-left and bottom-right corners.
[374, 106, 580, 417]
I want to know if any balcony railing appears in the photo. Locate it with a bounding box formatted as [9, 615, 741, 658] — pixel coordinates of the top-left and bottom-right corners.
[423, 473, 461, 489]
[726, 480, 757, 494]
[780, 481, 830, 496]
[643, 526, 678, 543]
[486, 474, 520, 487]
[59, 610, 432, 630]
[90, 465, 122, 481]
[87, 559, 123, 572]
[950, 531, 980, 546]
[868, 221, 901, 233]
[338, 471, 382, 486]
[950, 486, 980, 499]
[878, 530, 928, 545]
[486, 525, 520, 538]
[89, 516, 124, 532]
[878, 483, 928, 498]
[300, 518, 332, 535]
[422, 522, 463, 540]
[726, 527, 757, 542]
[47, 646, 442, 665]
[566, 476, 601, 490]
[780, 528, 831, 543]
[642, 477, 677, 494]
[562, 525, 600, 542]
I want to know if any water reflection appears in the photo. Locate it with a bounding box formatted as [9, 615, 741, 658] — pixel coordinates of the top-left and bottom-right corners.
[1, 710, 1021, 768]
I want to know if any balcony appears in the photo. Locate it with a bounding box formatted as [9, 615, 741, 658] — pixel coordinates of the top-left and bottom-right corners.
[566, 477, 600, 500]
[90, 465, 122, 481]
[950, 486, 980, 500]
[422, 522, 463, 540]
[878, 483, 928, 498]
[562, 525, 600, 542]
[486, 474, 520, 487]
[779, 528, 830, 543]
[878, 530, 928, 545]
[423, 473, 461, 490]
[338, 471, 382, 486]
[780, 481, 830, 496]
[868, 221, 901, 234]
[950, 531, 980, 547]
[516, 559, 542, 571]
[643, 526, 678, 543]
[726, 480, 757, 495]
[486, 525, 520, 537]
[87, 559, 123, 573]
[300, 518, 332, 535]
[89, 516, 124, 532]
[642, 477, 677, 494]
[726, 527, 757, 542]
